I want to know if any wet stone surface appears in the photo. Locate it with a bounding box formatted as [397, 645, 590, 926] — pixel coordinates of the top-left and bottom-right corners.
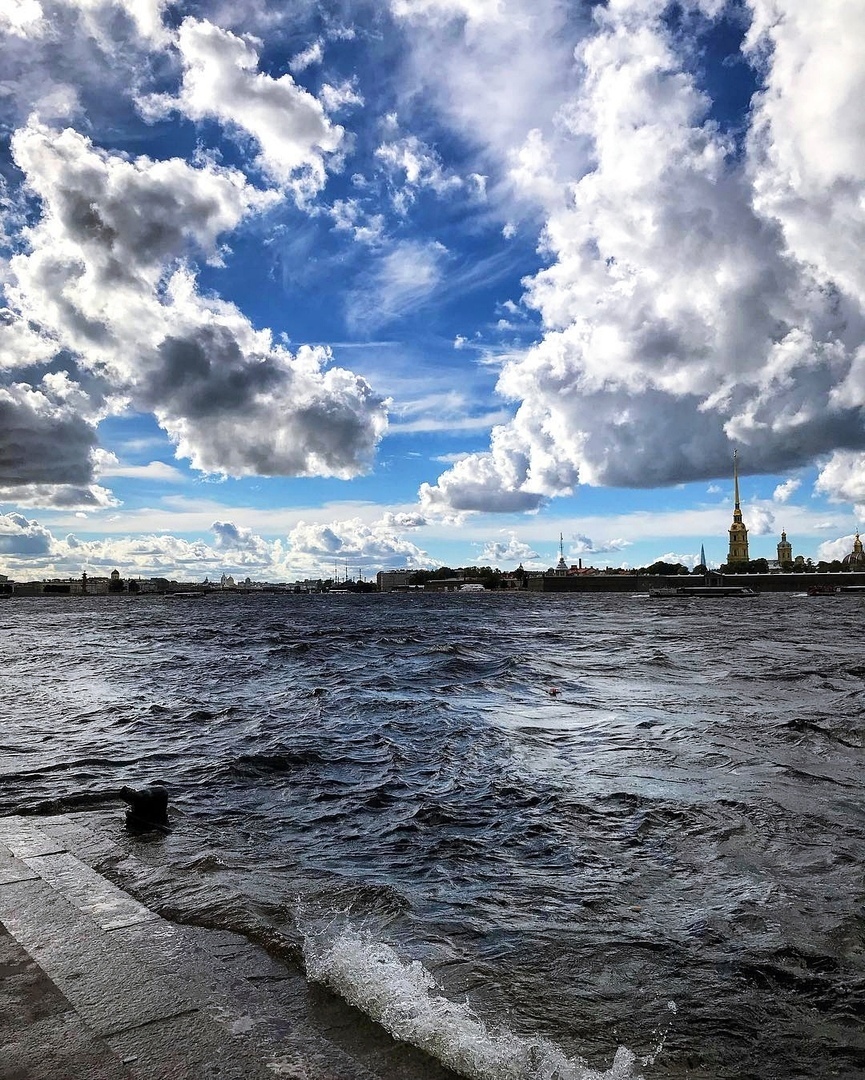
[0, 925, 135, 1080]
[0, 815, 432, 1080]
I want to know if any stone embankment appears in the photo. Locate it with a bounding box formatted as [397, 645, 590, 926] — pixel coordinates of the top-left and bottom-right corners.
[0, 815, 457, 1080]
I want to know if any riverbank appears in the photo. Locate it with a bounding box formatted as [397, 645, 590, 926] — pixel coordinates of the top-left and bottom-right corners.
[0, 814, 459, 1080]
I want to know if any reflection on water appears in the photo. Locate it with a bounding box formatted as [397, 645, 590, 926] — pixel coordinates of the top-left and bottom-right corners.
[1, 592, 864, 1078]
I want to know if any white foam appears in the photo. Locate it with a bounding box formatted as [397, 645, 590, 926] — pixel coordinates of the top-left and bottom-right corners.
[301, 925, 642, 1080]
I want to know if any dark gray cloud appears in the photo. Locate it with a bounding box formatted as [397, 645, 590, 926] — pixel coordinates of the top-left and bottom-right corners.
[4, 121, 388, 485]
[0, 383, 97, 487]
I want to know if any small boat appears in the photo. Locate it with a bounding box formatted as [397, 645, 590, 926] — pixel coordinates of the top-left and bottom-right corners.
[807, 584, 839, 596]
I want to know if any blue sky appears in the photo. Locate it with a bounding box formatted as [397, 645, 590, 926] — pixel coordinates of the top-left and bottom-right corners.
[1, 0, 864, 582]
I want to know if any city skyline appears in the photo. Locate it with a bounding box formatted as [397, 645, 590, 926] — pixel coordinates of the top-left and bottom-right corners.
[2, 2, 864, 583]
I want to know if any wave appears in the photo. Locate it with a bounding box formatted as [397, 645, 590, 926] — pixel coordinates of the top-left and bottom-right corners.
[301, 925, 640, 1080]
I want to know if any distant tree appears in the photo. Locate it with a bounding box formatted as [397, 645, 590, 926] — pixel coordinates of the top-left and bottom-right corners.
[431, 566, 456, 580]
[747, 558, 769, 574]
[410, 570, 432, 586]
[644, 560, 688, 575]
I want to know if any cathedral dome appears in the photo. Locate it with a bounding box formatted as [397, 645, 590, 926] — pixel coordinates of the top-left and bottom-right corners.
[842, 533, 865, 568]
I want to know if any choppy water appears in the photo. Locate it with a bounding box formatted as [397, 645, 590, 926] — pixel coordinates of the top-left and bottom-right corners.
[1, 591, 864, 1078]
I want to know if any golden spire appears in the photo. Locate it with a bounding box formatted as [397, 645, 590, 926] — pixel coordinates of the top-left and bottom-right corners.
[727, 448, 749, 566]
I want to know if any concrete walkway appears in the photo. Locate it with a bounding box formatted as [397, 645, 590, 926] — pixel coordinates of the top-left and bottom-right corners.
[0, 815, 458, 1080]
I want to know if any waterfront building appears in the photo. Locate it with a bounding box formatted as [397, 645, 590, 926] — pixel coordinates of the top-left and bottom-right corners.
[727, 450, 749, 566]
[377, 569, 418, 591]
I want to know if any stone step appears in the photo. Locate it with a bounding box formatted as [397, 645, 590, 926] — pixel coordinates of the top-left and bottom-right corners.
[0, 816, 399, 1080]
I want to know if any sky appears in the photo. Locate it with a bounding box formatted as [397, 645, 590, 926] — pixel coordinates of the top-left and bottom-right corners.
[1, 0, 864, 583]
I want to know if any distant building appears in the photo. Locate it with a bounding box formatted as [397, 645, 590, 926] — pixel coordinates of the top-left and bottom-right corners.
[554, 534, 567, 576]
[842, 532, 865, 569]
[377, 569, 417, 591]
[727, 450, 749, 566]
[777, 530, 793, 566]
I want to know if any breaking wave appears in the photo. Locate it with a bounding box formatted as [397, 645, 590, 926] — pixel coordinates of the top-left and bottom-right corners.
[301, 924, 640, 1080]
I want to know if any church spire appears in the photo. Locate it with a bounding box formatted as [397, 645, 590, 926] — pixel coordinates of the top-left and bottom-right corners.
[727, 449, 749, 567]
[555, 533, 567, 575]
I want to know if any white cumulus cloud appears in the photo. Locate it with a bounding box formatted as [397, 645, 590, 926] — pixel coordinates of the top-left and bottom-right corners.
[420, 0, 865, 516]
[145, 17, 343, 199]
[773, 477, 801, 503]
[3, 121, 388, 500]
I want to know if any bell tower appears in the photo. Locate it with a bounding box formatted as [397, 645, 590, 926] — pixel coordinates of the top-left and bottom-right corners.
[727, 450, 749, 567]
[777, 530, 792, 566]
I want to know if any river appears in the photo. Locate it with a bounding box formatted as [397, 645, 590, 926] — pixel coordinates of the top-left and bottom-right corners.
[1, 591, 863, 1078]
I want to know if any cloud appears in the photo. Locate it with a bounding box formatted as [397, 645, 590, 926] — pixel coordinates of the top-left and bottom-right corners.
[284, 514, 436, 573]
[477, 532, 538, 566]
[420, 443, 547, 517]
[0, 0, 171, 132]
[654, 550, 700, 569]
[289, 38, 323, 73]
[566, 533, 632, 556]
[0, 1, 44, 38]
[210, 520, 271, 559]
[391, 0, 504, 21]
[375, 133, 462, 213]
[378, 510, 428, 529]
[0, 515, 272, 580]
[146, 17, 343, 199]
[0, 481, 117, 510]
[329, 198, 385, 246]
[0, 379, 102, 501]
[391, 0, 587, 212]
[746, 505, 776, 536]
[816, 533, 861, 563]
[95, 456, 186, 483]
[346, 239, 447, 330]
[0, 500, 441, 583]
[814, 450, 865, 506]
[746, 1, 865, 309]
[773, 477, 801, 502]
[5, 122, 389, 484]
[0, 512, 52, 555]
[420, 1, 865, 514]
[0, 309, 58, 370]
[319, 80, 364, 113]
